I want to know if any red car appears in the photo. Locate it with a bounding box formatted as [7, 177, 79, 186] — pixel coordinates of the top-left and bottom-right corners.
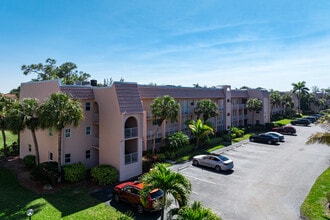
[112, 181, 163, 213]
[272, 126, 296, 135]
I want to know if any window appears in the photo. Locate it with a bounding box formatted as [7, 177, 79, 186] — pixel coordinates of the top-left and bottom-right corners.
[65, 154, 71, 163]
[85, 102, 91, 111]
[86, 150, 91, 159]
[49, 152, 53, 161]
[28, 144, 32, 152]
[86, 126, 91, 135]
[65, 128, 71, 138]
[49, 127, 53, 136]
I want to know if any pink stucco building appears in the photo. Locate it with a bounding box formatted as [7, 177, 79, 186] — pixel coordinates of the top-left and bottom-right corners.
[19, 80, 271, 181]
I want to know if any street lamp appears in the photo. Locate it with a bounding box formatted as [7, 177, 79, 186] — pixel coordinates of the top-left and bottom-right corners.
[26, 208, 34, 220]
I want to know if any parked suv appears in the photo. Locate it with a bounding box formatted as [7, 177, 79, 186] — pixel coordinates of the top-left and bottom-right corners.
[291, 118, 310, 126]
[272, 126, 296, 135]
[112, 181, 163, 213]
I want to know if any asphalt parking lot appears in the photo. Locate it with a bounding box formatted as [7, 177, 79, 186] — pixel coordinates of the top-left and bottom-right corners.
[170, 124, 330, 220]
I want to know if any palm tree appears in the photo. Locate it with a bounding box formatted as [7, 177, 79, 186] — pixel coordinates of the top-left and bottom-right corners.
[140, 163, 192, 220]
[194, 99, 219, 122]
[246, 98, 263, 126]
[306, 115, 330, 146]
[150, 95, 180, 154]
[0, 95, 15, 157]
[291, 81, 309, 113]
[19, 98, 42, 165]
[5, 101, 24, 151]
[177, 201, 221, 220]
[188, 119, 214, 150]
[270, 90, 281, 115]
[168, 131, 189, 152]
[39, 93, 84, 181]
[281, 93, 293, 115]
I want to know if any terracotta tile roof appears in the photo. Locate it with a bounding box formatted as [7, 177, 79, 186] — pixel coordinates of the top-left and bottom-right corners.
[138, 85, 225, 99]
[60, 86, 94, 99]
[114, 82, 143, 113]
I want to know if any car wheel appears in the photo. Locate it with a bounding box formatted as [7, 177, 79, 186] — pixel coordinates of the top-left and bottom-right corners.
[113, 193, 120, 202]
[215, 165, 221, 172]
[193, 160, 199, 166]
[268, 140, 272, 144]
[250, 138, 254, 142]
[137, 204, 144, 214]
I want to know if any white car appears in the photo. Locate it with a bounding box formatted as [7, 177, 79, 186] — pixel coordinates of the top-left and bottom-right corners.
[266, 131, 285, 142]
[192, 154, 234, 171]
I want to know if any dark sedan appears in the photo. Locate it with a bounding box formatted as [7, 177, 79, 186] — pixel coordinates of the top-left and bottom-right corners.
[249, 133, 279, 144]
[291, 118, 310, 126]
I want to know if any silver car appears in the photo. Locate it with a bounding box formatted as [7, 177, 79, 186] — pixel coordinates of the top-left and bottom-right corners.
[192, 154, 234, 171]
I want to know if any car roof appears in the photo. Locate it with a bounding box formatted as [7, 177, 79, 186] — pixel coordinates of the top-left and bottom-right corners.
[116, 181, 144, 190]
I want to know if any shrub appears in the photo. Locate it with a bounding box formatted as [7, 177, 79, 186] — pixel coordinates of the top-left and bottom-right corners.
[23, 155, 36, 168]
[91, 164, 118, 185]
[31, 161, 59, 185]
[156, 153, 166, 162]
[62, 163, 87, 183]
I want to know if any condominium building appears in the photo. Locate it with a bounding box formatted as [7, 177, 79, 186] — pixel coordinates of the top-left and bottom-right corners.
[19, 80, 270, 181]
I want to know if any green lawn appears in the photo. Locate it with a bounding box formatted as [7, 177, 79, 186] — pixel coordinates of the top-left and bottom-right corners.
[300, 167, 330, 220]
[0, 166, 131, 220]
[0, 131, 18, 148]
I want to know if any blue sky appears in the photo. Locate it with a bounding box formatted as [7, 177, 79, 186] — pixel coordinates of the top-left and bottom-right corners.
[1, 0, 330, 93]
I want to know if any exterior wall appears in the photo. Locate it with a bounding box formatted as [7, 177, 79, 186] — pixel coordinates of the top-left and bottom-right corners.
[19, 80, 61, 161]
[93, 87, 143, 181]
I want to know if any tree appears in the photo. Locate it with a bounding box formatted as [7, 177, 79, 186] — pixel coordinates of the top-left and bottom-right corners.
[270, 90, 281, 115]
[306, 115, 330, 146]
[177, 201, 221, 220]
[281, 93, 293, 115]
[291, 81, 309, 113]
[188, 119, 214, 150]
[246, 98, 263, 126]
[140, 163, 192, 220]
[22, 58, 91, 85]
[168, 131, 189, 151]
[5, 101, 24, 149]
[19, 98, 42, 165]
[39, 93, 84, 181]
[150, 95, 180, 154]
[194, 99, 219, 122]
[0, 95, 15, 157]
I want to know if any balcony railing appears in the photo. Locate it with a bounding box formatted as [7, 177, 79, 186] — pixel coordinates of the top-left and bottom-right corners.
[125, 127, 138, 139]
[125, 152, 138, 165]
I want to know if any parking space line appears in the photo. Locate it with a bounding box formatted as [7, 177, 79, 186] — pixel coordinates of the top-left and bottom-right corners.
[180, 172, 217, 185]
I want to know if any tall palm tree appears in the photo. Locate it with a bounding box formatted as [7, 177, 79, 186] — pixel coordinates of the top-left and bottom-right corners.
[281, 93, 293, 115]
[0, 95, 15, 157]
[150, 95, 179, 154]
[39, 93, 84, 181]
[6, 101, 24, 152]
[246, 98, 263, 126]
[20, 98, 42, 165]
[194, 99, 219, 122]
[270, 90, 281, 115]
[188, 118, 214, 150]
[140, 163, 192, 220]
[291, 81, 309, 113]
[177, 201, 221, 220]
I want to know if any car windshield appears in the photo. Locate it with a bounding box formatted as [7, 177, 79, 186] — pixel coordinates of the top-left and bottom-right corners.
[217, 155, 229, 161]
[150, 189, 163, 199]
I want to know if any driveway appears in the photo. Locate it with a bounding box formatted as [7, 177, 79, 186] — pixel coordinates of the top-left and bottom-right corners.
[170, 124, 330, 220]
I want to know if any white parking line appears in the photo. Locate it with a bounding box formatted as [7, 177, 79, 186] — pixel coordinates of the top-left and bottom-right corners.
[181, 172, 217, 185]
